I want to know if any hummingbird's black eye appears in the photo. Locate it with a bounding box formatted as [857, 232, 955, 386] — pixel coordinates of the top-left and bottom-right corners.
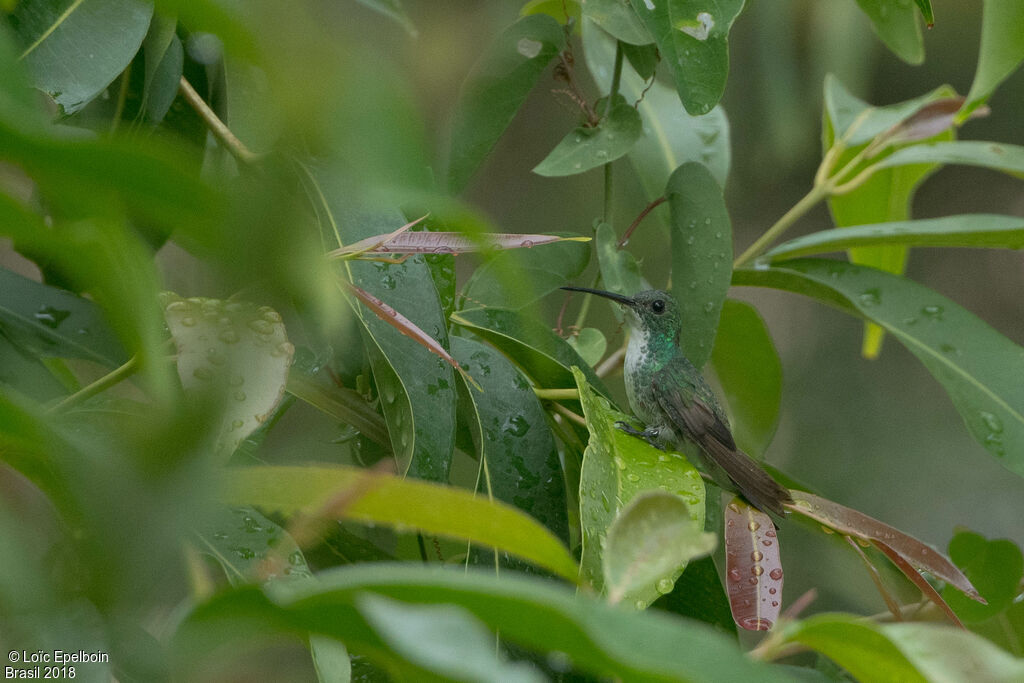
[651, 299, 665, 314]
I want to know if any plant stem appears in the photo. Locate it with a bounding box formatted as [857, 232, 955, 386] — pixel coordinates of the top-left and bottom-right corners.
[110, 64, 131, 134]
[179, 76, 261, 165]
[48, 355, 140, 413]
[572, 272, 601, 330]
[533, 387, 580, 401]
[602, 42, 624, 226]
[733, 183, 830, 268]
[618, 196, 666, 248]
[595, 345, 625, 378]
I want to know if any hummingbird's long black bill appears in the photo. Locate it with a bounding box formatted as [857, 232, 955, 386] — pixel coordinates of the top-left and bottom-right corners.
[561, 286, 635, 307]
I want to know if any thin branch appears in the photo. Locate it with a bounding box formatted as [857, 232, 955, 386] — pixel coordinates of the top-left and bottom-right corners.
[533, 387, 580, 401]
[48, 355, 140, 414]
[596, 345, 625, 378]
[618, 196, 666, 248]
[179, 76, 261, 165]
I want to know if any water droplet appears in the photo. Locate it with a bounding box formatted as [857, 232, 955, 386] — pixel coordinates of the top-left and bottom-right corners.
[263, 310, 282, 323]
[596, 149, 608, 159]
[502, 415, 530, 437]
[248, 319, 274, 335]
[858, 288, 881, 307]
[751, 565, 764, 576]
[656, 578, 674, 594]
[765, 530, 776, 537]
[272, 341, 295, 357]
[686, 235, 695, 245]
[207, 349, 226, 366]
[821, 525, 835, 534]
[980, 411, 1003, 434]
[728, 568, 741, 583]
[229, 375, 245, 387]
[769, 568, 783, 581]
[181, 316, 197, 327]
[768, 587, 777, 595]
[626, 473, 640, 482]
[614, 456, 626, 470]
[921, 304, 944, 320]
[233, 390, 246, 401]
[634, 599, 646, 609]
[231, 419, 244, 429]
[748, 521, 760, 531]
[218, 328, 239, 344]
[192, 366, 213, 381]
[703, 301, 714, 313]
[751, 551, 763, 562]
[516, 37, 542, 59]
[165, 301, 189, 313]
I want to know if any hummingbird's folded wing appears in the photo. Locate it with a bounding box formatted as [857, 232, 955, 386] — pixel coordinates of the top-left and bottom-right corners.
[652, 366, 792, 517]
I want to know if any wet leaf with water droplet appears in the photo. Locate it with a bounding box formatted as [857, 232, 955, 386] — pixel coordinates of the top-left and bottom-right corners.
[573, 367, 706, 607]
[604, 491, 716, 605]
[723, 499, 783, 631]
[533, 98, 642, 177]
[162, 292, 293, 460]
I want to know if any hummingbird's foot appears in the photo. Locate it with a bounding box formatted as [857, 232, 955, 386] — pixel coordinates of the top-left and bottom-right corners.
[614, 421, 665, 450]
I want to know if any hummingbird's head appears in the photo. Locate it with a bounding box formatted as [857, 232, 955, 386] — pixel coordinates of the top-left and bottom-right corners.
[561, 287, 680, 342]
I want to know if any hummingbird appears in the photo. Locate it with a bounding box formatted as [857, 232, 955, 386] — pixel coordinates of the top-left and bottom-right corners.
[562, 286, 792, 517]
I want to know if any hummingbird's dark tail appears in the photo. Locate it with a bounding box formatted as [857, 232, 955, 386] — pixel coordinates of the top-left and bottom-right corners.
[699, 437, 793, 517]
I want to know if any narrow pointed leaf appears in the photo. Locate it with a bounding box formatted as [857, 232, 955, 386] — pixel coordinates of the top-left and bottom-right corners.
[162, 293, 294, 460]
[286, 373, 390, 449]
[448, 14, 565, 192]
[460, 236, 590, 310]
[333, 231, 588, 257]
[451, 307, 609, 397]
[221, 465, 579, 581]
[864, 140, 1024, 178]
[723, 499, 783, 631]
[764, 214, 1024, 261]
[622, 42, 659, 79]
[582, 19, 731, 196]
[604, 491, 716, 605]
[141, 14, 182, 123]
[354, 0, 418, 37]
[452, 337, 570, 544]
[533, 101, 642, 177]
[10, 0, 154, 114]
[573, 368, 706, 607]
[735, 259, 1024, 478]
[786, 490, 983, 602]
[710, 300, 782, 459]
[627, 0, 745, 116]
[178, 565, 795, 683]
[960, 0, 1024, 120]
[667, 161, 732, 368]
[853, 0, 924, 65]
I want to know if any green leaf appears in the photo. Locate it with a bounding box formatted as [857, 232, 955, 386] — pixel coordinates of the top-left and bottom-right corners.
[0, 335, 67, 401]
[533, 100, 642, 177]
[853, 0, 924, 65]
[334, 205, 456, 482]
[354, 0, 418, 37]
[451, 307, 610, 398]
[10, 0, 154, 114]
[583, 0, 652, 45]
[140, 13, 181, 123]
[224, 57, 282, 155]
[734, 259, 1024, 477]
[0, 264, 126, 367]
[710, 300, 782, 459]
[627, 0, 745, 115]
[447, 14, 565, 192]
[960, 0, 1024, 120]
[582, 18, 731, 196]
[520, 0, 582, 26]
[568, 327, 608, 367]
[195, 507, 352, 683]
[822, 75, 944, 147]
[864, 140, 1024, 179]
[823, 78, 957, 358]
[178, 564, 795, 682]
[286, 373, 390, 450]
[460, 236, 590, 310]
[603, 491, 716, 605]
[621, 41, 659, 79]
[162, 293, 294, 460]
[764, 214, 1024, 261]
[942, 530, 1024, 623]
[221, 465, 579, 582]
[913, 0, 934, 27]
[653, 556, 736, 636]
[573, 367, 706, 608]
[595, 221, 646, 301]
[780, 614, 1024, 682]
[667, 161, 732, 369]
[356, 594, 544, 682]
[452, 336, 570, 544]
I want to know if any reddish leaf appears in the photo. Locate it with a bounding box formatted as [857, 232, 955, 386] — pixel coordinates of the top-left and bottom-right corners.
[724, 498, 784, 631]
[786, 491, 984, 604]
[875, 97, 989, 150]
[873, 540, 966, 628]
[330, 231, 588, 258]
[845, 536, 903, 621]
[347, 284, 481, 391]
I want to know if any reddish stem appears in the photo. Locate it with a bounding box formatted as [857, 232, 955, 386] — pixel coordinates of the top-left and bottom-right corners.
[618, 196, 667, 249]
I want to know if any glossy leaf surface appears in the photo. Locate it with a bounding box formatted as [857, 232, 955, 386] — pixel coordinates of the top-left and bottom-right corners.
[533, 100, 642, 177]
[853, 0, 923, 64]
[723, 499, 783, 630]
[960, 0, 1024, 119]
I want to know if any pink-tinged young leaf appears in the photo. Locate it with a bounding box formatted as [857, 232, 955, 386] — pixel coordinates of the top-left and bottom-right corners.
[330, 231, 588, 259]
[786, 491, 984, 604]
[873, 540, 966, 629]
[874, 97, 988, 151]
[724, 498, 784, 631]
[347, 284, 482, 392]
